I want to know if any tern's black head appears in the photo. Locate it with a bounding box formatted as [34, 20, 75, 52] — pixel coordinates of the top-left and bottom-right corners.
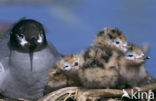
[10, 19, 47, 52]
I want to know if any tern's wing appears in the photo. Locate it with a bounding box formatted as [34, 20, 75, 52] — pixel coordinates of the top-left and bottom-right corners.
[0, 61, 5, 89]
[0, 33, 10, 60]
[0, 57, 9, 89]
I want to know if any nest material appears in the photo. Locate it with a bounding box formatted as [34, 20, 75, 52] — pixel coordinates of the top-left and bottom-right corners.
[39, 83, 156, 101]
[0, 83, 156, 101]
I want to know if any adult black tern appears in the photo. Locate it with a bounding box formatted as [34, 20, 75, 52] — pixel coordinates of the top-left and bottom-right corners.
[0, 19, 62, 99]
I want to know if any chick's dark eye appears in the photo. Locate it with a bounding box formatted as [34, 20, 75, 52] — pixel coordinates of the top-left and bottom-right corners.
[128, 55, 133, 57]
[74, 62, 79, 66]
[64, 65, 69, 68]
[116, 41, 120, 44]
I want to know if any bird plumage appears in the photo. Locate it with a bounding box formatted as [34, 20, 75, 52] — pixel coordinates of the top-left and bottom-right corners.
[77, 28, 127, 89]
[0, 19, 62, 99]
[46, 54, 81, 93]
[118, 43, 153, 88]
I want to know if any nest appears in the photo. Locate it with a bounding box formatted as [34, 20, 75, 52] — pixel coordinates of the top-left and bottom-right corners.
[1, 83, 155, 101]
[39, 83, 156, 101]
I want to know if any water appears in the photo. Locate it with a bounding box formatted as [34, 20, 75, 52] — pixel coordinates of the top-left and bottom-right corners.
[0, 0, 155, 77]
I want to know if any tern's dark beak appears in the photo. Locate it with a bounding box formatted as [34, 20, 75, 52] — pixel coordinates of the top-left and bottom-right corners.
[29, 37, 37, 72]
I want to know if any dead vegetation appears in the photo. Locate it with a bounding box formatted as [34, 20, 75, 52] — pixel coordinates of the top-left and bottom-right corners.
[0, 83, 156, 101]
[39, 83, 156, 101]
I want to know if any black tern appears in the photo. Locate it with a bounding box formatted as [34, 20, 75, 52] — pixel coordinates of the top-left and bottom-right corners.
[0, 19, 62, 99]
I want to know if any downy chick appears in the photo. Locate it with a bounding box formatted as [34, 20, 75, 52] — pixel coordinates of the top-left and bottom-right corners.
[78, 28, 128, 89]
[118, 43, 150, 88]
[46, 54, 81, 93]
[79, 50, 120, 89]
[56, 54, 81, 83]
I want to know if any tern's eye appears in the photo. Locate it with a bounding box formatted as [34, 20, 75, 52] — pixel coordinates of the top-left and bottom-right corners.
[113, 39, 122, 46]
[74, 62, 79, 66]
[17, 34, 24, 38]
[64, 63, 71, 70]
[16, 33, 28, 46]
[115, 41, 120, 44]
[125, 51, 135, 59]
[64, 65, 69, 68]
[128, 54, 133, 57]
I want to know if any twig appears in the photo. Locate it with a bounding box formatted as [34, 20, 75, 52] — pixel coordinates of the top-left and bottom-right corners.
[38, 87, 78, 101]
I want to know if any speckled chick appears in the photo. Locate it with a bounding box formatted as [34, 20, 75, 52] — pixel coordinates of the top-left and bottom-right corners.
[81, 28, 128, 66]
[79, 49, 120, 89]
[46, 54, 81, 93]
[118, 43, 151, 88]
[78, 28, 128, 89]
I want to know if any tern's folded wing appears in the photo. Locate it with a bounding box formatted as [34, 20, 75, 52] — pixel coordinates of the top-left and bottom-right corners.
[0, 36, 10, 60]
